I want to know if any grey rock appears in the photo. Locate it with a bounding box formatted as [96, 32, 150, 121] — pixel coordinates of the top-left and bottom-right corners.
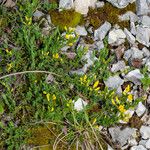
[135, 102, 146, 117]
[70, 68, 85, 75]
[130, 22, 137, 35]
[33, 10, 45, 21]
[136, 26, 150, 47]
[125, 69, 144, 85]
[146, 61, 150, 72]
[130, 145, 147, 150]
[131, 47, 144, 60]
[124, 49, 133, 61]
[107, 145, 114, 150]
[111, 61, 126, 73]
[146, 139, 150, 149]
[109, 127, 137, 147]
[106, 0, 134, 8]
[124, 28, 136, 44]
[75, 26, 87, 36]
[129, 139, 138, 146]
[108, 29, 126, 44]
[136, 0, 150, 15]
[94, 21, 111, 41]
[61, 46, 70, 52]
[95, 41, 105, 50]
[141, 16, 150, 27]
[59, 0, 74, 10]
[142, 47, 150, 57]
[119, 11, 138, 22]
[104, 75, 124, 90]
[95, 1, 105, 8]
[140, 126, 150, 139]
[139, 140, 148, 147]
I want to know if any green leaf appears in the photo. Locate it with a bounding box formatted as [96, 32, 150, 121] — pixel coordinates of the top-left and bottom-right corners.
[0, 103, 4, 114]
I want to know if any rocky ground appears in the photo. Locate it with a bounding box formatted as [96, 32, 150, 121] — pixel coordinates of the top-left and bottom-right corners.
[0, 0, 150, 149]
[56, 0, 150, 149]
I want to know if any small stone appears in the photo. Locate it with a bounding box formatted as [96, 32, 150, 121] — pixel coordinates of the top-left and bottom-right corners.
[111, 61, 126, 73]
[146, 139, 150, 149]
[139, 140, 148, 147]
[130, 145, 147, 150]
[140, 126, 150, 139]
[124, 28, 135, 44]
[130, 22, 137, 36]
[129, 139, 138, 146]
[59, 0, 74, 10]
[136, 0, 150, 15]
[95, 1, 104, 8]
[61, 46, 70, 52]
[75, 26, 87, 36]
[104, 75, 124, 91]
[109, 127, 137, 147]
[119, 11, 138, 22]
[33, 10, 45, 21]
[74, 98, 88, 111]
[107, 144, 114, 150]
[95, 41, 104, 50]
[108, 29, 126, 44]
[136, 26, 150, 47]
[94, 21, 111, 41]
[131, 47, 144, 60]
[135, 102, 146, 117]
[125, 69, 144, 85]
[142, 47, 150, 57]
[141, 16, 150, 27]
[146, 61, 150, 72]
[123, 49, 133, 61]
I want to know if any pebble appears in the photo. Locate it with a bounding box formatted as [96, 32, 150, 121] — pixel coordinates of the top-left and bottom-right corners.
[74, 98, 88, 111]
[94, 21, 111, 41]
[59, 0, 74, 10]
[141, 16, 150, 27]
[124, 28, 136, 44]
[75, 26, 87, 36]
[140, 126, 150, 139]
[33, 10, 44, 21]
[130, 145, 147, 150]
[135, 102, 146, 117]
[145, 139, 150, 149]
[111, 60, 126, 73]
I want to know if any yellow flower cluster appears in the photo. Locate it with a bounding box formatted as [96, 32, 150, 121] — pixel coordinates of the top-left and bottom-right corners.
[43, 91, 56, 101]
[53, 53, 59, 59]
[80, 75, 89, 86]
[92, 80, 100, 91]
[24, 16, 32, 26]
[118, 105, 126, 113]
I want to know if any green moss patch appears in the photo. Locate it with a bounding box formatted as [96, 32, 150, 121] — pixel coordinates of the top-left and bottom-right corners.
[86, 2, 136, 29]
[49, 9, 82, 30]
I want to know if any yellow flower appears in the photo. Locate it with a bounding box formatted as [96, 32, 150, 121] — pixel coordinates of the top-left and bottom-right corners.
[52, 94, 56, 100]
[111, 99, 116, 105]
[69, 27, 75, 32]
[83, 75, 87, 82]
[65, 34, 70, 39]
[64, 26, 67, 31]
[43, 91, 47, 94]
[68, 43, 73, 46]
[7, 63, 12, 71]
[46, 93, 50, 101]
[128, 94, 133, 102]
[25, 16, 32, 25]
[51, 107, 54, 112]
[123, 85, 130, 94]
[118, 105, 126, 113]
[115, 96, 120, 104]
[93, 80, 99, 89]
[92, 118, 97, 124]
[53, 53, 59, 59]
[94, 87, 100, 91]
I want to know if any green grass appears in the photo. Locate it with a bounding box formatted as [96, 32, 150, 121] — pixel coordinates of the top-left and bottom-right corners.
[0, 1, 143, 149]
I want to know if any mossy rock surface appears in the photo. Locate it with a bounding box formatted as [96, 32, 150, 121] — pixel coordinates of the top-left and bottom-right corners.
[50, 9, 82, 30]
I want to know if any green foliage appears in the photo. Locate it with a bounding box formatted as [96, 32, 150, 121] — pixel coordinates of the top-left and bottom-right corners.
[141, 67, 150, 90]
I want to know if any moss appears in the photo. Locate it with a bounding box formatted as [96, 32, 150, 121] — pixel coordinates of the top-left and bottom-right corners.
[86, 2, 136, 29]
[50, 9, 82, 30]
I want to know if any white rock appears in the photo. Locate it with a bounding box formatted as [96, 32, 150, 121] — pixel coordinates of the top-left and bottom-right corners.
[146, 61, 150, 72]
[130, 22, 137, 35]
[75, 26, 87, 36]
[109, 127, 137, 147]
[124, 28, 135, 44]
[141, 16, 150, 27]
[111, 61, 126, 73]
[136, 0, 150, 15]
[129, 139, 138, 146]
[108, 145, 114, 150]
[125, 69, 144, 85]
[135, 102, 146, 117]
[104, 75, 124, 90]
[124, 49, 133, 61]
[106, 0, 134, 8]
[142, 47, 150, 57]
[94, 21, 111, 41]
[146, 139, 150, 149]
[139, 140, 148, 147]
[136, 26, 150, 47]
[130, 145, 147, 150]
[108, 29, 126, 44]
[131, 47, 144, 60]
[119, 11, 138, 22]
[95, 1, 104, 8]
[74, 0, 97, 15]
[74, 98, 88, 111]
[59, 0, 74, 10]
[95, 41, 105, 50]
[140, 126, 150, 139]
